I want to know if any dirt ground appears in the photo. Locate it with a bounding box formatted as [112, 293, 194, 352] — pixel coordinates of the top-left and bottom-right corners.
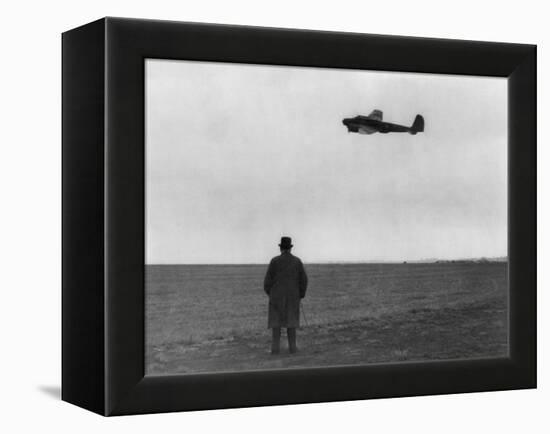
[147, 293, 508, 374]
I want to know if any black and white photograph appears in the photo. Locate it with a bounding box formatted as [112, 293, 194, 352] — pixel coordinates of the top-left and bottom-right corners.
[145, 59, 508, 375]
[1, 0, 543, 429]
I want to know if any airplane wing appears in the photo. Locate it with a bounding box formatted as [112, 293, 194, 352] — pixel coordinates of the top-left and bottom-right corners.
[367, 110, 383, 121]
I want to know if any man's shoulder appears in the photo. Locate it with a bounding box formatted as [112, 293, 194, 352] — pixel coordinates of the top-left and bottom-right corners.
[290, 254, 304, 264]
[271, 254, 304, 264]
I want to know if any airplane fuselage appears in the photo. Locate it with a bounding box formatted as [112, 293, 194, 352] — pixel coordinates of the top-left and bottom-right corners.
[342, 116, 415, 135]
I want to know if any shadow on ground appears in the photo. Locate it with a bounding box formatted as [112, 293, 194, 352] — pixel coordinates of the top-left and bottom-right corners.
[38, 385, 61, 400]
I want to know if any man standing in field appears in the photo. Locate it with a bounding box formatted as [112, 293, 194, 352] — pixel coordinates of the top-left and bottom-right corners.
[264, 237, 308, 354]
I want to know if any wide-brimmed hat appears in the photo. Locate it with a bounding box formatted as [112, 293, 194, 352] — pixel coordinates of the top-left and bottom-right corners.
[279, 237, 293, 249]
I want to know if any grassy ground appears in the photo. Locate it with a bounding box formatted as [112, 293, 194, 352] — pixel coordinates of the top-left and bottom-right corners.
[146, 262, 508, 374]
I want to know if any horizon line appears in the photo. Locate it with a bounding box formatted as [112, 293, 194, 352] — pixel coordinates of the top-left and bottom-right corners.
[146, 255, 508, 266]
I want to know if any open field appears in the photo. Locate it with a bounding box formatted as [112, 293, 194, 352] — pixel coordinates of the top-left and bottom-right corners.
[146, 262, 508, 374]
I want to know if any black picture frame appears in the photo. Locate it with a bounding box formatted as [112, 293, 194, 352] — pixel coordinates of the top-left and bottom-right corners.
[62, 17, 536, 416]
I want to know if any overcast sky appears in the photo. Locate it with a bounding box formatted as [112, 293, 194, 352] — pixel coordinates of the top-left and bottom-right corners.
[145, 59, 507, 264]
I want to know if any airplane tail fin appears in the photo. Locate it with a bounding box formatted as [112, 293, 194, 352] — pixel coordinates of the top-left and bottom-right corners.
[410, 115, 424, 134]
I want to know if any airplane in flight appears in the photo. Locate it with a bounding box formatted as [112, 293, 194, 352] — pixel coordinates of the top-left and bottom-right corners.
[342, 110, 424, 135]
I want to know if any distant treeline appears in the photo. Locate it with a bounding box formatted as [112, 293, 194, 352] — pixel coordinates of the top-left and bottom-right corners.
[434, 258, 507, 264]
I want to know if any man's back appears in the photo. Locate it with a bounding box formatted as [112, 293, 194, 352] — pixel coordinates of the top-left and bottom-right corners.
[264, 252, 308, 300]
[264, 238, 308, 353]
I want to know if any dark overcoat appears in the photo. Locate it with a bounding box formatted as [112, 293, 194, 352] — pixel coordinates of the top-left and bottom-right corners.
[264, 252, 308, 328]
